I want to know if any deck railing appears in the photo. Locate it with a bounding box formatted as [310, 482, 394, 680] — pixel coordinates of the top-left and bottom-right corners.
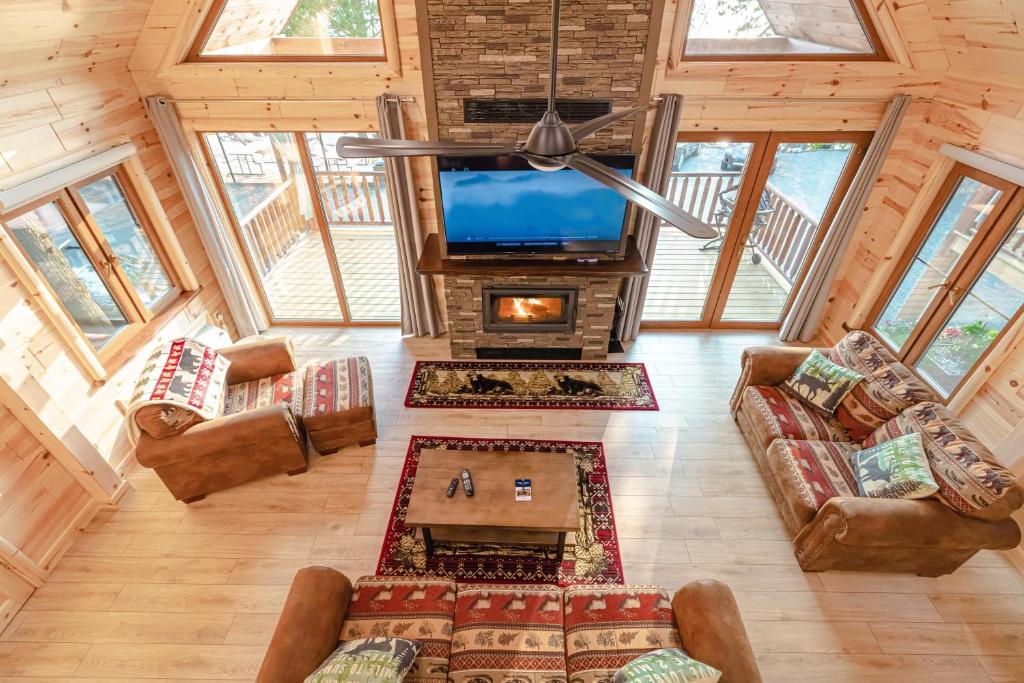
[314, 170, 391, 226]
[238, 177, 311, 275]
[664, 171, 819, 286]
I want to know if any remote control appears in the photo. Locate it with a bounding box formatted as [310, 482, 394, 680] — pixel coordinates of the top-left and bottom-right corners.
[446, 477, 459, 497]
[460, 468, 474, 497]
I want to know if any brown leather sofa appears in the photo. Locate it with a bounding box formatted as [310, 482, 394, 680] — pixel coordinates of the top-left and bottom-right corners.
[732, 330, 1023, 576]
[257, 567, 763, 683]
[134, 337, 308, 503]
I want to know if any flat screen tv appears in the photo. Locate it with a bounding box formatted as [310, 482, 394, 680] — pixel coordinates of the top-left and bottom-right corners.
[437, 154, 636, 255]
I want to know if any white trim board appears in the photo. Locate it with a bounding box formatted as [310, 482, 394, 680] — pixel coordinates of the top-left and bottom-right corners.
[0, 142, 137, 213]
[940, 144, 1024, 186]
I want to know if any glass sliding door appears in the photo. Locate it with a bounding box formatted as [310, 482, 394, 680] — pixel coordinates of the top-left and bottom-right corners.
[204, 132, 344, 322]
[643, 134, 768, 323]
[644, 131, 869, 328]
[717, 134, 866, 323]
[303, 132, 401, 321]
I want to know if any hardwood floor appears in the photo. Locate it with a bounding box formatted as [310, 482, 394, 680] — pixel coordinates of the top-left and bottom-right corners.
[2, 329, 1023, 682]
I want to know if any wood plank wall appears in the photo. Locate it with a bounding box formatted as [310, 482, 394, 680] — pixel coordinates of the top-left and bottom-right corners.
[0, 0, 238, 590]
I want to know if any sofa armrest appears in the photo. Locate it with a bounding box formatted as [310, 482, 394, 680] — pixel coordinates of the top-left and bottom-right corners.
[796, 497, 1023, 552]
[219, 337, 296, 384]
[257, 567, 353, 683]
[672, 579, 762, 683]
[730, 345, 814, 413]
[136, 404, 298, 469]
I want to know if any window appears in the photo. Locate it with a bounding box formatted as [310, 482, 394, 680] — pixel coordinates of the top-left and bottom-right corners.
[189, 0, 386, 61]
[0, 168, 181, 356]
[869, 163, 1024, 398]
[681, 0, 884, 59]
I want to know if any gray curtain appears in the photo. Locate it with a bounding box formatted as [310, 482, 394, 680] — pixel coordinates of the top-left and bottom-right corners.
[617, 94, 684, 342]
[145, 96, 267, 337]
[780, 94, 912, 342]
[377, 94, 443, 337]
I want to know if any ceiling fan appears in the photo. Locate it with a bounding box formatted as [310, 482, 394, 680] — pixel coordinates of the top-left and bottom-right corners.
[333, 0, 716, 239]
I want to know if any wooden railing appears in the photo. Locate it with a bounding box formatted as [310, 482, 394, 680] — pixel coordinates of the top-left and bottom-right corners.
[238, 177, 311, 275]
[314, 170, 391, 226]
[664, 171, 819, 285]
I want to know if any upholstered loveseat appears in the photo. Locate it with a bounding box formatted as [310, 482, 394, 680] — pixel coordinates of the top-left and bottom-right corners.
[732, 330, 1023, 576]
[256, 568, 764, 683]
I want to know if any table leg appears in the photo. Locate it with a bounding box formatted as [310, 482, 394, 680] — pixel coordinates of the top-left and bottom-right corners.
[422, 528, 434, 558]
[555, 532, 567, 564]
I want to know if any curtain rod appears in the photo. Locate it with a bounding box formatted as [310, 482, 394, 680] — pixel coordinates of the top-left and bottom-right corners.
[159, 96, 416, 104]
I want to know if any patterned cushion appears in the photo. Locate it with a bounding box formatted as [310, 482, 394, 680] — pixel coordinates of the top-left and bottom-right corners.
[741, 385, 851, 451]
[221, 370, 303, 417]
[864, 402, 1024, 521]
[564, 585, 682, 683]
[782, 350, 864, 414]
[340, 577, 457, 682]
[302, 356, 374, 418]
[305, 638, 421, 683]
[829, 330, 937, 440]
[449, 585, 567, 683]
[854, 432, 938, 500]
[766, 439, 860, 527]
[612, 648, 720, 683]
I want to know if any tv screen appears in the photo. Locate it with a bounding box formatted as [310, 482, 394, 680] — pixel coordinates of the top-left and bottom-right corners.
[438, 154, 636, 255]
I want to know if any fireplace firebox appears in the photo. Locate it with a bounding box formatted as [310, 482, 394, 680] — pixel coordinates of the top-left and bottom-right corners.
[482, 287, 577, 333]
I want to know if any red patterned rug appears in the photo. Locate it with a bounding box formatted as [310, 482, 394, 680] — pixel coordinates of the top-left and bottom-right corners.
[404, 360, 658, 410]
[376, 436, 624, 586]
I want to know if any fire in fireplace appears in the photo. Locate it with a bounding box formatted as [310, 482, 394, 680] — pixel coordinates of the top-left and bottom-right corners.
[482, 287, 577, 333]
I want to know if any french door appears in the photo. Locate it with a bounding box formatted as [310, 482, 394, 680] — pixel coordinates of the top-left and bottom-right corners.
[201, 131, 401, 325]
[868, 163, 1024, 399]
[643, 130, 871, 328]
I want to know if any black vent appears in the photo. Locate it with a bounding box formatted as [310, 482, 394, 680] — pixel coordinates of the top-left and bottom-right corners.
[463, 98, 612, 124]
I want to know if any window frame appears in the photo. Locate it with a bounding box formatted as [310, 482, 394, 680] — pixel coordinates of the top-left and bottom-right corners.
[676, 0, 889, 62]
[867, 162, 1024, 400]
[0, 165, 186, 367]
[186, 0, 390, 63]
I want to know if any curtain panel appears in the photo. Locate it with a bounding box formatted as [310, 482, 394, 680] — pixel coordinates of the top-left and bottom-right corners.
[376, 94, 443, 337]
[145, 96, 268, 338]
[617, 94, 684, 342]
[779, 94, 912, 342]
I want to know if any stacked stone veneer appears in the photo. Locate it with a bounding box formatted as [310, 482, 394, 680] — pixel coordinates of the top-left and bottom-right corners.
[445, 274, 619, 359]
[424, 0, 653, 152]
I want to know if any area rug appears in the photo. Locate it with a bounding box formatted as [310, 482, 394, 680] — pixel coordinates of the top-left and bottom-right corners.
[404, 360, 658, 410]
[376, 436, 624, 586]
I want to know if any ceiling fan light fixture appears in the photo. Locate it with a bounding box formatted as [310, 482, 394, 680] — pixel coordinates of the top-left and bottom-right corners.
[526, 156, 567, 172]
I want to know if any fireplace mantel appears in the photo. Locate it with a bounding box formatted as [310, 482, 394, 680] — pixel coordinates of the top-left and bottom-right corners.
[416, 234, 648, 277]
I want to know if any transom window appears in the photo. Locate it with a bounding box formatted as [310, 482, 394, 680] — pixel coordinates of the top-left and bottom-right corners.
[0, 169, 181, 357]
[869, 163, 1024, 399]
[189, 0, 385, 61]
[681, 0, 884, 60]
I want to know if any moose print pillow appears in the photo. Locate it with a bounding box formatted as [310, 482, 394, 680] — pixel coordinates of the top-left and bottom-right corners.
[854, 432, 939, 500]
[304, 637, 421, 683]
[782, 350, 864, 414]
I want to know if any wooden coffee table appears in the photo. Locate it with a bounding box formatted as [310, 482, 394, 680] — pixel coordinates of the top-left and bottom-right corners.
[405, 449, 581, 562]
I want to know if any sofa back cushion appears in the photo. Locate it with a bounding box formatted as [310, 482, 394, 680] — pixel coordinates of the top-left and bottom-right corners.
[829, 330, 937, 440]
[865, 402, 1024, 521]
[564, 584, 683, 682]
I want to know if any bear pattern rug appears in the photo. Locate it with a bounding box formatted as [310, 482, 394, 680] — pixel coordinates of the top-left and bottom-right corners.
[404, 361, 658, 410]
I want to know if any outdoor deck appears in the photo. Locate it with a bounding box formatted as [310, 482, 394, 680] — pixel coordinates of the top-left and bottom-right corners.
[264, 227, 401, 322]
[643, 226, 789, 322]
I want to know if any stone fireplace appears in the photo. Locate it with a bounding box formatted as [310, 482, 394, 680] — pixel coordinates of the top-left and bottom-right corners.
[445, 274, 619, 360]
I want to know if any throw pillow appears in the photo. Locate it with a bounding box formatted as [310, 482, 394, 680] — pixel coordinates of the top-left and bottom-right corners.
[612, 648, 721, 683]
[304, 637, 421, 683]
[854, 432, 938, 500]
[783, 350, 864, 414]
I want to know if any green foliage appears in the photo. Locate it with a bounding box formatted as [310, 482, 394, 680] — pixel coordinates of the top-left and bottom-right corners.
[282, 0, 382, 39]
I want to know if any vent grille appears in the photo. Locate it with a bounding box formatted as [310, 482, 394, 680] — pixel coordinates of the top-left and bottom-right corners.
[463, 98, 613, 124]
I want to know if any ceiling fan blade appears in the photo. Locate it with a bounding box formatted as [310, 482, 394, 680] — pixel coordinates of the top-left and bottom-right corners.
[335, 136, 517, 158]
[570, 107, 644, 143]
[562, 154, 718, 239]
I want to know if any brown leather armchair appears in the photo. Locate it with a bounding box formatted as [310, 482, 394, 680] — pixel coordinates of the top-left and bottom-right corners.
[134, 337, 308, 503]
